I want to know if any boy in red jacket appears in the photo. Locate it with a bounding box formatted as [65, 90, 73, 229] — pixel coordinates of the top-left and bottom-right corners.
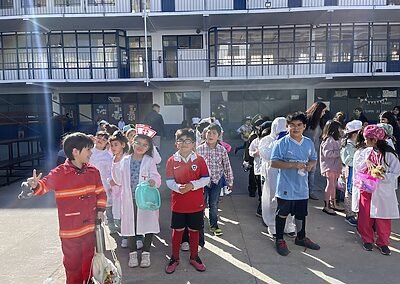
[165, 128, 210, 274]
[23, 132, 107, 284]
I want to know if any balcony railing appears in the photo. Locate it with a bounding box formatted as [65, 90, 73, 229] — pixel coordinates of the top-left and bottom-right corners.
[0, 48, 399, 81]
[0, 0, 398, 17]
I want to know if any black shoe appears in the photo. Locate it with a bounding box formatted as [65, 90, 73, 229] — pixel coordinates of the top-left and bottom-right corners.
[309, 192, 319, 200]
[276, 239, 290, 256]
[295, 237, 320, 250]
[377, 245, 391, 255]
[345, 216, 357, 227]
[234, 147, 238, 154]
[256, 204, 262, 217]
[285, 232, 297, 238]
[249, 192, 256, 198]
[363, 243, 373, 251]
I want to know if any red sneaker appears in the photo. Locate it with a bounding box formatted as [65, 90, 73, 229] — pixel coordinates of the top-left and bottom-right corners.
[165, 257, 179, 274]
[189, 255, 206, 272]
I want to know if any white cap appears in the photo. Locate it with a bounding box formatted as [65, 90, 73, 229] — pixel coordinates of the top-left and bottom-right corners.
[345, 120, 362, 134]
[192, 117, 201, 125]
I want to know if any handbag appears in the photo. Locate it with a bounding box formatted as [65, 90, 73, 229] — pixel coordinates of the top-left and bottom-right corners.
[353, 172, 379, 193]
[135, 181, 161, 211]
[91, 220, 122, 284]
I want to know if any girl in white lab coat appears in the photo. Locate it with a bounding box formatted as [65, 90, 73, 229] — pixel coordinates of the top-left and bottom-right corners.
[114, 133, 161, 268]
[353, 125, 400, 255]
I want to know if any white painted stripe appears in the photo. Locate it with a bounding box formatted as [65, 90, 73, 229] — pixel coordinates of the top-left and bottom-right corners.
[301, 252, 335, 268]
[307, 268, 346, 284]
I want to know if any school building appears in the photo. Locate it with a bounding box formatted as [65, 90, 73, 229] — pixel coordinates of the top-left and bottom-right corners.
[0, 1, 400, 137]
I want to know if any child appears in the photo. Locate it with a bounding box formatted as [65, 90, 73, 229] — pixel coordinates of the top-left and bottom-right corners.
[340, 120, 362, 226]
[352, 125, 400, 255]
[259, 117, 296, 237]
[90, 131, 116, 232]
[270, 112, 320, 256]
[197, 123, 233, 236]
[112, 127, 161, 268]
[165, 128, 210, 274]
[320, 120, 344, 215]
[23, 132, 107, 284]
[109, 131, 129, 247]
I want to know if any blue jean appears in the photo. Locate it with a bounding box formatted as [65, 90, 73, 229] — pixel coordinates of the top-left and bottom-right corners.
[204, 180, 222, 228]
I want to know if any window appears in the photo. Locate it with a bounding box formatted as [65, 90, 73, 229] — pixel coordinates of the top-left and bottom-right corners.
[164, 92, 183, 105]
[54, 0, 80, 6]
[22, 0, 46, 7]
[162, 35, 203, 49]
[88, 0, 115, 5]
[0, 0, 13, 9]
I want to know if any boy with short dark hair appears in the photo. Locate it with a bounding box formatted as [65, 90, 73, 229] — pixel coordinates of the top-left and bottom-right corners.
[270, 112, 320, 256]
[197, 123, 233, 236]
[165, 128, 210, 274]
[23, 132, 107, 284]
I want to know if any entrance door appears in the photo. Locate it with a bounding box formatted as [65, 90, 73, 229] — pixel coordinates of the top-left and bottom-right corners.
[234, 0, 246, 10]
[163, 47, 178, 78]
[161, 0, 175, 12]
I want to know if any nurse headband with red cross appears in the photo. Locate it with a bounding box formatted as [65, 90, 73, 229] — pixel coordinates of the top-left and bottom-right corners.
[135, 124, 157, 138]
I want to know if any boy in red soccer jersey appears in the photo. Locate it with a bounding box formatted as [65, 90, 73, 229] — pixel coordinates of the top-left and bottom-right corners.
[165, 128, 210, 274]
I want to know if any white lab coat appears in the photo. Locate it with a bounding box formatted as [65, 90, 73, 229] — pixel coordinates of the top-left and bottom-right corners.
[114, 154, 161, 236]
[259, 117, 295, 234]
[352, 147, 400, 219]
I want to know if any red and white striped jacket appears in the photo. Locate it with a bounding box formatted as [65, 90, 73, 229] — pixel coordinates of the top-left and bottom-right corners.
[34, 160, 107, 239]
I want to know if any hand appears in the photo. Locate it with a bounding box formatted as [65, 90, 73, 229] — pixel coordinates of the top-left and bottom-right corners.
[305, 163, 313, 172]
[97, 211, 105, 222]
[178, 184, 191, 194]
[109, 179, 117, 187]
[27, 169, 42, 188]
[227, 185, 233, 192]
[148, 179, 156, 187]
[292, 162, 306, 170]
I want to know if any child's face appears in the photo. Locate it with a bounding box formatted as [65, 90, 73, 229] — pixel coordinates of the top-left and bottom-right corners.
[380, 117, 389, 124]
[95, 135, 108, 150]
[73, 146, 92, 164]
[110, 140, 125, 156]
[287, 120, 306, 138]
[132, 138, 150, 156]
[127, 131, 136, 143]
[176, 135, 195, 155]
[365, 137, 377, 147]
[206, 129, 220, 145]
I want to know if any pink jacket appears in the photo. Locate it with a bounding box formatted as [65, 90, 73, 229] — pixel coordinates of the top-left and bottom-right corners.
[320, 136, 342, 174]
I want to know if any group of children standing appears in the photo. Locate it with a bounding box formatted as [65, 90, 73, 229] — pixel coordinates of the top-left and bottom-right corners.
[23, 118, 234, 283]
[21, 107, 400, 282]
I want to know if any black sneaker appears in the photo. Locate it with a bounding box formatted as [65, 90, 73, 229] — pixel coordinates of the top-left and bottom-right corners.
[276, 239, 290, 256]
[285, 232, 297, 238]
[256, 204, 262, 217]
[363, 243, 373, 251]
[345, 216, 357, 227]
[295, 237, 320, 250]
[377, 245, 391, 256]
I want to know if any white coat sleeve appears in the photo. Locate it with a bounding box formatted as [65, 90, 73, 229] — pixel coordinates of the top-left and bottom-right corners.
[381, 152, 400, 185]
[148, 158, 162, 188]
[152, 147, 162, 164]
[249, 139, 258, 157]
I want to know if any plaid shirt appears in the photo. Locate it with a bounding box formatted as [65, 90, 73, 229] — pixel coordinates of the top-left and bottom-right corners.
[197, 143, 234, 187]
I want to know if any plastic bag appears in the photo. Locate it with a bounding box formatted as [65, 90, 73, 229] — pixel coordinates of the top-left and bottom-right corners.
[353, 172, 379, 193]
[135, 181, 161, 211]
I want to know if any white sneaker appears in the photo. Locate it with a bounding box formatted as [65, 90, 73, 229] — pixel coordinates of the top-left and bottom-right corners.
[121, 238, 128, 248]
[140, 252, 151, 268]
[128, 251, 138, 268]
[220, 188, 224, 197]
[136, 240, 143, 250]
[224, 187, 232, 195]
[181, 242, 189, 251]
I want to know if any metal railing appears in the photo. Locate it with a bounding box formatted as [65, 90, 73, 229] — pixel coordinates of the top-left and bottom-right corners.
[0, 48, 399, 81]
[0, 0, 398, 17]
